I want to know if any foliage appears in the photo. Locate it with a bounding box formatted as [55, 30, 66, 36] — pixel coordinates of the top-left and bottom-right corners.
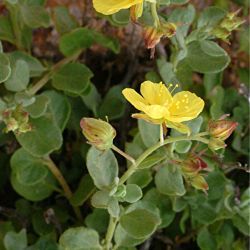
[0, 0, 249, 250]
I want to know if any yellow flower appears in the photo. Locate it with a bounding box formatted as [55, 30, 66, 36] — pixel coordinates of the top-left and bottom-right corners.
[93, 0, 143, 15]
[122, 81, 204, 134]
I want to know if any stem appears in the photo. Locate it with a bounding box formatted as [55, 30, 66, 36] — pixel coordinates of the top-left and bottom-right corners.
[104, 216, 118, 250]
[151, 3, 160, 27]
[44, 157, 82, 221]
[27, 50, 82, 96]
[119, 134, 209, 185]
[160, 124, 164, 145]
[112, 145, 136, 165]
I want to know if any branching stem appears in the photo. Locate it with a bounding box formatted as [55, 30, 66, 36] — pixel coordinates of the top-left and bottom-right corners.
[44, 156, 82, 221]
[27, 50, 82, 95]
[112, 145, 136, 165]
[104, 216, 118, 250]
[119, 134, 209, 185]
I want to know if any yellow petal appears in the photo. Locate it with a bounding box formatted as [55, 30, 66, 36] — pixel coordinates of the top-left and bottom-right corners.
[143, 105, 169, 119]
[122, 88, 147, 111]
[166, 121, 191, 135]
[140, 81, 172, 105]
[167, 91, 204, 122]
[132, 113, 163, 124]
[93, 0, 143, 15]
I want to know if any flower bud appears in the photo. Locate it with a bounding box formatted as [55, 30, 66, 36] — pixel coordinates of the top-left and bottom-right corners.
[181, 156, 207, 177]
[190, 175, 209, 191]
[208, 120, 238, 141]
[208, 138, 226, 151]
[211, 27, 231, 42]
[143, 22, 177, 49]
[80, 117, 116, 151]
[144, 27, 162, 49]
[130, 3, 143, 22]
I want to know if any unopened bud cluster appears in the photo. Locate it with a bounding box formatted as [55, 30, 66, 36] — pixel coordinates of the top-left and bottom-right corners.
[211, 10, 245, 42]
[80, 118, 116, 151]
[180, 156, 209, 192]
[2, 106, 31, 134]
[208, 119, 238, 151]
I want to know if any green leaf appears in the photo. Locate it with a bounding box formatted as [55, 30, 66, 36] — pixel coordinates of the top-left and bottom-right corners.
[204, 73, 222, 97]
[59, 28, 93, 55]
[197, 228, 217, 250]
[157, 58, 178, 83]
[4, 229, 27, 250]
[85, 209, 109, 234]
[138, 120, 159, 147]
[59, 227, 101, 250]
[98, 85, 126, 120]
[8, 51, 45, 77]
[0, 52, 11, 83]
[70, 174, 95, 206]
[10, 148, 56, 201]
[143, 188, 175, 228]
[155, 164, 186, 196]
[59, 27, 119, 56]
[210, 86, 224, 119]
[206, 170, 226, 201]
[111, 10, 130, 26]
[87, 147, 118, 190]
[114, 224, 146, 247]
[169, 4, 195, 37]
[91, 29, 120, 54]
[52, 6, 79, 34]
[91, 190, 113, 210]
[107, 197, 120, 218]
[0, 16, 15, 44]
[138, 149, 166, 169]
[52, 63, 93, 95]
[43, 90, 71, 131]
[0, 222, 14, 250]
[20, 4, 50, 28]
[81, 83, 101, 116]
[186, 40, 230, 73]
[16, 114, 63, 157]
[24, 94, 50, 118]
[4, 60, 30, 92]
[123, 184, 142, 203]
[191, 202, 217, 225]
[127, 169, 152, 188]
[173, 116, 203, 153]
[120, 209, 161, 239]
[197, 6, 226, 28]
[232, 214, 250, 236]
[27, 236, 59, 250]
[32, 209, 54, 236]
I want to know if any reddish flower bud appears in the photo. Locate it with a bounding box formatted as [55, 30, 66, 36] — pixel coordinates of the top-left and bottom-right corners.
[181, 156, 207, 177]
[208, 120, 238, 141]
[143, 22, 177, 49]
[80, 118, 116, 151]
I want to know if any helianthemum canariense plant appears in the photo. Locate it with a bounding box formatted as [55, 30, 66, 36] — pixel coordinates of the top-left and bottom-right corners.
[80, 80, 237, 249]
